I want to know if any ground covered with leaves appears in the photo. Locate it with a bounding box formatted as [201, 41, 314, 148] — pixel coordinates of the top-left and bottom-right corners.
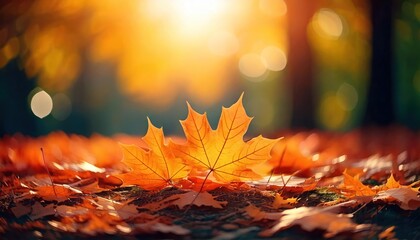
[1, 96, 420, 239]
[1, 171, 420, 239]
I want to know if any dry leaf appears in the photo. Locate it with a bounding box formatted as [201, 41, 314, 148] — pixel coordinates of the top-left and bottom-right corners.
[11, 202, 31, 218]
[29, 202, 56, 220]
[374, 187, 420, 210]
[260, 206, 370, 238]
[116, 118, 190, 189]
[272, 193, 297, 209]
[170, 191, 227, 209]
[172, 93, 280, 183]
[56, 205, 89, 216]
[340, 170, 375, 197]
[48, 211, 126, 235]
[90, 197, 140, 219]
[387, 175, 403, 189]
[378, 226, 397, 240]
[245, 205, 282, 221]
[35, 184, 82, 201]
[141, 191, 227, 210]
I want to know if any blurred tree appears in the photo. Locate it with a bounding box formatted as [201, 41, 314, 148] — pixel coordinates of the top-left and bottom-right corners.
[0, 60, 36, 135]
[394, 0, 420, 130]
[365, 0, 395, 125]
[286, 0, 317, 129]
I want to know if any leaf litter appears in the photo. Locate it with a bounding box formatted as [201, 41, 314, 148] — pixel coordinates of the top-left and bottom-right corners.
[1, 94, 420, 239]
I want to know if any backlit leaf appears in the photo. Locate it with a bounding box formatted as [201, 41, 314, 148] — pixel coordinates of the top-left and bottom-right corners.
[172, 93, 280, 183]
[116, 119, 190, 189]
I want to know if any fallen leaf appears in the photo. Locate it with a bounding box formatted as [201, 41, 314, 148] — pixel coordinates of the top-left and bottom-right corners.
[339, 170, 375, 197]
[56, 205, 89, 216]
[29, 202, 56, 220]
[383, 174, 402, 190]
[272, 193, 297, 209]
[378, 226, 396, 240]
[116, 118, 190, 189]
[35, 184, 83, 201]
[171, 93, 280, 184]
[245, 205, 282, 221]
[50, 211, 126, 235]
[259, 206, 370, 238]
[10, 202, 31, 218]
[141, 191, 227, 210]
[374, 187, 420, 210]
[171, 191, 227, 209]
[90, 197, 139, 219]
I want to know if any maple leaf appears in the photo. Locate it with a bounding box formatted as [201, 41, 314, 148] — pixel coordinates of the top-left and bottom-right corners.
[272, 193, 297, 209]
[116, 118, 190, 190]
[171, 93, 280, 184]
[35, 184, 83, 201]
[339, 170, 375, 197]
[374, 187, 420, 210]
[86, 197, 140, 220]
[259, 206, 371, 238]
[245, 205, 282, 221]
[48, 211, 127, 235]
[140, 191, 227, 210]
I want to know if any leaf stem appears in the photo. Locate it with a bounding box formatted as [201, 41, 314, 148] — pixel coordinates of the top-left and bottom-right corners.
[183, 169, 213, 214]
[40, 148, 57, 198]
[266, 144, 287, 188]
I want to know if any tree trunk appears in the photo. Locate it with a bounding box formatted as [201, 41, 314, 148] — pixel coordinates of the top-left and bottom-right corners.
[286, 0, 316, 129]
[364, 0, 394, 125]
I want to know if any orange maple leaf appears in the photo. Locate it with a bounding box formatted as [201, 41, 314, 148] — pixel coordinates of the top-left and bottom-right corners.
[35, 184, 82, 201]
[272, 193, 297, 209]
[171, 93, 280, 185]
[340, 170, 375, 197]
[116, 118, 190, 190]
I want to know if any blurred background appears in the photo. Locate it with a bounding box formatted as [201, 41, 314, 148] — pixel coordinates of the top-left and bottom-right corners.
[0, 0, 419, 137]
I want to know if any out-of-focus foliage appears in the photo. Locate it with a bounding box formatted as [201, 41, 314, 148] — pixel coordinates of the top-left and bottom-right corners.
[0, 0, 287, 106]
[394, 0, 420, 128]
[307, 0, 371, 130]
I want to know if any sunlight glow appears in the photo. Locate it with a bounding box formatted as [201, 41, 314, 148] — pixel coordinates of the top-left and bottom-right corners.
[146, 0, 226, 36]
[174, 0, 225, 26]
[208, 31, 239, 57]
[313, 9, 343, 39]
[30, 90, 53, 119]
[261, 46, 287, 71]
[259, 0, 287, 18]
[239, 53, 267, 80]
[3, 0, 289, 107]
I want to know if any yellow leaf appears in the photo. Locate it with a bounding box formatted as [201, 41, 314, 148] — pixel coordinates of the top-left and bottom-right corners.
[116, 118, 189, 189]
[172, 93, 280, 183]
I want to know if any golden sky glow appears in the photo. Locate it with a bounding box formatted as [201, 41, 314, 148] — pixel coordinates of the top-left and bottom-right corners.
[1, 0, 288, 107]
